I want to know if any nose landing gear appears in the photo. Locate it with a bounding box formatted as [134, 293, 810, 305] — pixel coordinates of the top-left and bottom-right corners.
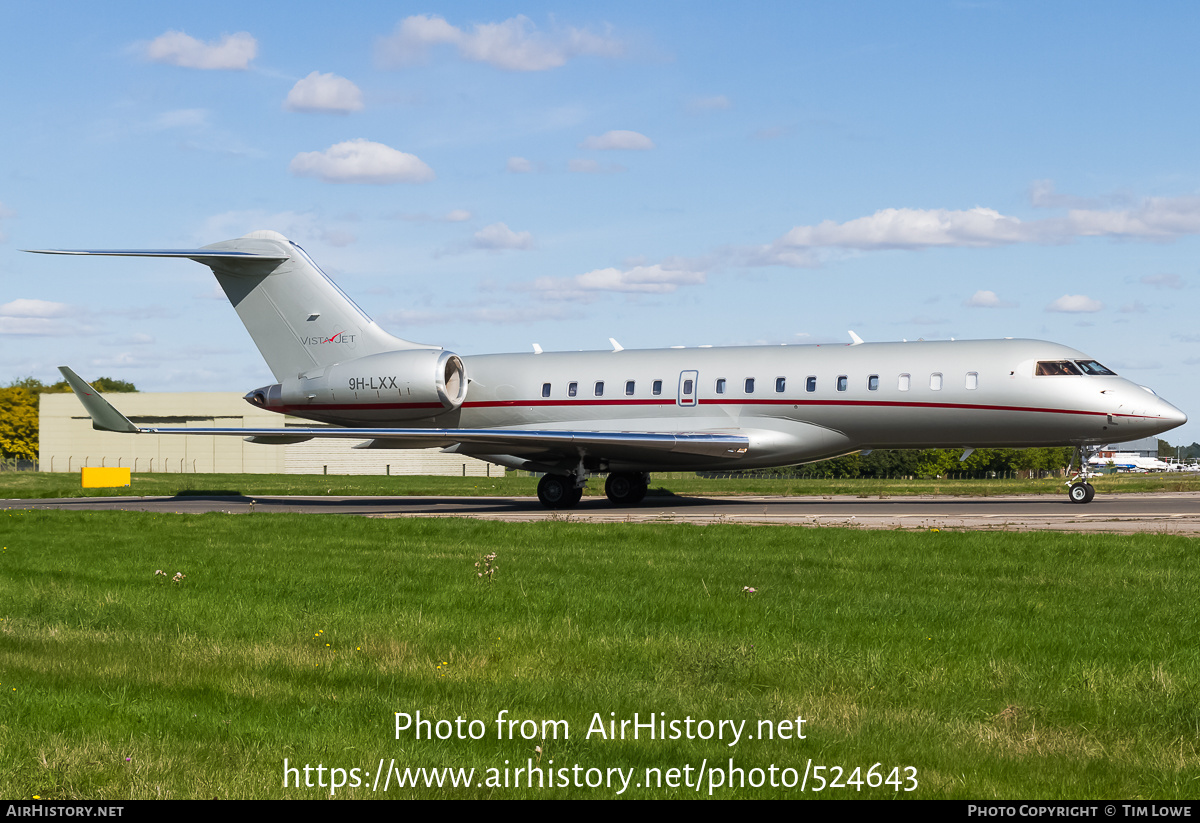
[1068, 481, 1095, 504]
[1066, 445, 1102, 504]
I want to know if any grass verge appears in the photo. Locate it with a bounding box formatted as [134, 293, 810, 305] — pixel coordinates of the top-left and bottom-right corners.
[1, 511, 1197, 798]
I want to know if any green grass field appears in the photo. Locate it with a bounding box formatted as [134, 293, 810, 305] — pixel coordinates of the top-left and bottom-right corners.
[1, 510, 1197, 799]
[2, 470, 1199, 499]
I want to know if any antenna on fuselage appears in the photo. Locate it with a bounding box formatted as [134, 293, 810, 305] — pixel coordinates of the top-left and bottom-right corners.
[609, 338, 624, 352]
[847, 330, 864, 346]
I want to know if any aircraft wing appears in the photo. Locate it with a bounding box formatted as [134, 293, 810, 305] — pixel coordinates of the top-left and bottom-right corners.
[57, 367, 749, 462]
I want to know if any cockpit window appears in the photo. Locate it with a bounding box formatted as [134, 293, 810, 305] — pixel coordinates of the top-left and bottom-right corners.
[1075, 360, 1117, 376]
[1035, 361, 1083, 376]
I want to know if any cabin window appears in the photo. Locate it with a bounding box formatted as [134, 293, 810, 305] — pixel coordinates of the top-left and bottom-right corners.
[1075, 360, 1116, 376]
[541, 383, 551, 398]
[568, 382, 578, 397]
[625, 380, 635, 396]
[595, 381, 604, 397]
[776, 377, 786, 392]
[716, 378, 726, 394]
[836, 375, 848, 392]
[930, 373, 943, 390]
[868, 374, 879, 391]
[1035, 361, 1082, 376]
[745, 378, 755, 393]
[806, 376, 816, 392]
[965, 372, 979, 390]
[898, 373, 910, 391]
[652, 380, 663, 396]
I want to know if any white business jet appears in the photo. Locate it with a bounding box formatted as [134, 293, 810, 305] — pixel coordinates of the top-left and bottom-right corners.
[29, 231, 1187, 508]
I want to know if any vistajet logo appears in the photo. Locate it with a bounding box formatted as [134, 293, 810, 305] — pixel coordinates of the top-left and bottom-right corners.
[302, 331, 357, 346]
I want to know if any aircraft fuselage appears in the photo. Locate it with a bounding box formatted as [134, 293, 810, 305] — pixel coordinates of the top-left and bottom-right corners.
[252, 337, 1185, 474]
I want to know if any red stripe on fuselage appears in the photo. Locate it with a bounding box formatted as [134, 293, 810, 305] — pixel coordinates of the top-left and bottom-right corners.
[266, 397, 1163, 420]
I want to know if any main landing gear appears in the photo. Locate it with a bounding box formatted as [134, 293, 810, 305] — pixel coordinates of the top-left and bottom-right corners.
[536, 473, 584, 509]
[604, 472, 650, 506]
[1065, 445, 1101, 505]
[535, 471, 651, 509]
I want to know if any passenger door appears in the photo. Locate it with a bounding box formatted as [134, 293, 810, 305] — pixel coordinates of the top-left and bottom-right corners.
[677, 370, 698, 407]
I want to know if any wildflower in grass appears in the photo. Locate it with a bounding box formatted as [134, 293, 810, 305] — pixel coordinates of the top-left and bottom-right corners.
[741, 586, 757, 595]
[475, 552, 499, 582]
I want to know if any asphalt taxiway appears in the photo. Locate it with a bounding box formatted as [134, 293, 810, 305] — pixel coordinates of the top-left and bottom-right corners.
[9, 491, 1200, 534]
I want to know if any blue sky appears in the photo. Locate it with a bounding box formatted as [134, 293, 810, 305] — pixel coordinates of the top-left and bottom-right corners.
[3, 2, 1198, 444]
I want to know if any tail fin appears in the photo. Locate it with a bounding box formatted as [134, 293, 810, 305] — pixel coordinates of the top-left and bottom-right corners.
[28, 230, 437, 381]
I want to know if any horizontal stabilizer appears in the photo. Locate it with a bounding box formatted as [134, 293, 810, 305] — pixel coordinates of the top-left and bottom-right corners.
[26, 249, 287, 261]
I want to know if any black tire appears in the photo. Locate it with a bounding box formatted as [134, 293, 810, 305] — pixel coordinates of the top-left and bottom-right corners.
[605, 472, 648, 505]
[537, 474, 574, 509]
[1068, 483, 1092, 504]
[1083, 483, 1096, 503]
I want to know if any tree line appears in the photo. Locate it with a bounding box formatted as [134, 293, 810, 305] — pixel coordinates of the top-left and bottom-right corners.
[0, 377, 136, 461]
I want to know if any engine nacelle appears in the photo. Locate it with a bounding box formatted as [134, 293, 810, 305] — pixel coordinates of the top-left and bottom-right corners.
[246, 349, 467, 421]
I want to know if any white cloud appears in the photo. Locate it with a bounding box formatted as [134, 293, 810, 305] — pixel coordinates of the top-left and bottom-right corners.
[143, 30, 257, 70]
[1047, 294, 1103, 313]
[1028, 179, 1106, 210]
[284, 72, 364, 113]
[568, 158, 625, 174]
[198, 209, 356, 248]
[1, 299, 72, 318]
[289, 139, 434, 184]
[777, 207, 1027, 251]
[472, 223, 534, 251]
[757, 188, 1200, 267]
[384, 304, 580, 326]
[507, 156, 534, 173]
[1139, 273, 1185, 289]
[154, 109, 209, 129]
[963, 290, 1016, 308]
[393, 209, 473, 223]
[0, 299, 78, 335]
[753, 126, 789, 141]
[531, 264, 706, 301]
[689, 95, 731, 111]
[579, 130, 655, 150]
[377, 14, 622, 72]
[1061, 197, 1200, 239]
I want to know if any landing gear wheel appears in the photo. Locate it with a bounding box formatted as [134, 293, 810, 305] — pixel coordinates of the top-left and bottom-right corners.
[1068, 482, 1095, 504]
[605, 472, 649, 506]
[537, 474, 578, 509]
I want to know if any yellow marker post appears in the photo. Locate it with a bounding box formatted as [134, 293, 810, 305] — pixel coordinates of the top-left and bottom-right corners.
[81, 467, 131, 488]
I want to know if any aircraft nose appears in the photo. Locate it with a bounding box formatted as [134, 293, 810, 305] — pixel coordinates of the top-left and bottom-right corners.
[1151, 396, 1187, 432]
[1164, 401, 1187, 427]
